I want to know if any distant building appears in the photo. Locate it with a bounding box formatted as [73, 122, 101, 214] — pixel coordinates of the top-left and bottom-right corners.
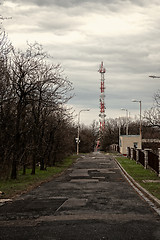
[119, 135, 142, 155]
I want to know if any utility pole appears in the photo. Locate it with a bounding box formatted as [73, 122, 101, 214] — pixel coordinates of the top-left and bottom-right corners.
[132, 99, 142, 137]
[121, 108, 129, 135]
[76, 109, 90, 155]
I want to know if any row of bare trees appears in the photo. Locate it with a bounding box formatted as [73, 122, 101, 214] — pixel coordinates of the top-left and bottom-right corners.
[101, 90, 160, 151]
[0, 34, 79, 179]
[101, 112, 160, 152]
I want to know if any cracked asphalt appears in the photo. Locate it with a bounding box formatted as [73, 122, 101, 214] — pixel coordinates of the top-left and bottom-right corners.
[0, 152, 160, 240]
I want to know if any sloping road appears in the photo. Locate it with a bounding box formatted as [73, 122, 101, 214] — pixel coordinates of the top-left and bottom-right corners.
[0, 152, 160, 240]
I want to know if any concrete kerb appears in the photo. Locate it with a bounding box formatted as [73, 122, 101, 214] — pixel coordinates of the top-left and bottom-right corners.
[113, 156, 160, 214]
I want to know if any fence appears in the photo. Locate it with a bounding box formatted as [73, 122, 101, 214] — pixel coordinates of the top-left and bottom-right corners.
[110, 144, 160, 177]
[110, 144, 120, 153]
[131, 148, 136, 161]
[128, 147, 131, 158]
[139, 150, 145, 167]
[126, 147, 160, 177]
[148, 151, 159, 174]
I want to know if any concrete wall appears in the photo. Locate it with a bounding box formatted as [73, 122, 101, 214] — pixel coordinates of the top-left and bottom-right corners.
[119, 135, 142, 155]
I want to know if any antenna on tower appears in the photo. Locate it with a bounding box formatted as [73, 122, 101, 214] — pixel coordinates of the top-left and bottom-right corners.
[98, 61, 106, 74]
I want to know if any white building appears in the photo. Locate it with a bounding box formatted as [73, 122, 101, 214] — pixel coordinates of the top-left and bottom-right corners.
[119, 135, 142, 155]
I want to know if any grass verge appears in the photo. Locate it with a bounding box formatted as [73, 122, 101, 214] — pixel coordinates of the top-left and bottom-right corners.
[115, 156, 160, 200]
[0, 154, 78, 199]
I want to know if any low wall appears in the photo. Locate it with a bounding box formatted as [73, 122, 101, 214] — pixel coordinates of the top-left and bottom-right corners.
[126, 147, 160, 177]
[110, 144, 160, 177]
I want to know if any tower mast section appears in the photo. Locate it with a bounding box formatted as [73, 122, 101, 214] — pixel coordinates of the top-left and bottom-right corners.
[98, 61, 106, 135]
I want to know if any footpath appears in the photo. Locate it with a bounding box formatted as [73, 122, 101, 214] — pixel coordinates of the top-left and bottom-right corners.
[0, 152, 160, 240]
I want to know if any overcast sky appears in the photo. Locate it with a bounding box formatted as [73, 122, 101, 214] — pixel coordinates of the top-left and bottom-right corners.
[1, 0, 160, 125]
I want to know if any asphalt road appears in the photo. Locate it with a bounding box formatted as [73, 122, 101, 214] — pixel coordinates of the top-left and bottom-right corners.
[0, 152, 160, 240]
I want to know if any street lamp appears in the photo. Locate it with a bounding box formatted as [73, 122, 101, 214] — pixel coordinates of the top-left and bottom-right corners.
[149, 75, 160, 79]
[121, 108, 129, 135]
[76, 109, 90, 155]
[132, 99, 142, 137]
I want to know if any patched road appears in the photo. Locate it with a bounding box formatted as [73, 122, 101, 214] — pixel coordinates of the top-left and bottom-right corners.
[0, 152, 160, 240]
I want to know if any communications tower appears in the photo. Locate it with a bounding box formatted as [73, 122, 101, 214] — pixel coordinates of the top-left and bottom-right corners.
[98, 61, 106, 135]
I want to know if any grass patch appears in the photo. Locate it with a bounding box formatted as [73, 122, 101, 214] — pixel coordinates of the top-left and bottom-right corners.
[116, 156, 160, 200]
[0, 154, 78, 199]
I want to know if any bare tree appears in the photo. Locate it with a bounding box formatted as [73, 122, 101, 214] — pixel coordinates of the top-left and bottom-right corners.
[0, 32, 12, 57]
[144, 90, 160, 128]
[155, 90, 160, 108]
[0, 33, 14, 178]
[0, 40, 75, 179]
[78, 123, 97, 153]
[8, 43, 73, 178]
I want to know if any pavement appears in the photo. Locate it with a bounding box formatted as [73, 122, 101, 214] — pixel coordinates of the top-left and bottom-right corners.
[0, 152, 160, 240]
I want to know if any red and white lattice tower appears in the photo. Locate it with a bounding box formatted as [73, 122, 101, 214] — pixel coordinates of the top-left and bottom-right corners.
[98, 61, 106, 134]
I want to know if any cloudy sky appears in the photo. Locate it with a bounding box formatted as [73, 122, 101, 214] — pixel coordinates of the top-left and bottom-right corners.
[1, 0, 160, 125]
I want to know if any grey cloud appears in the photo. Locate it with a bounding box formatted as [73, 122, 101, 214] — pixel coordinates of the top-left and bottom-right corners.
[4, 0, 160, 123]
[37, 16, 84, 34]
[10, 0, 160, 9]
[47, 32, 160, 76]
[9, 0, 119, 7]
[11, 0, 160, 7]
[127, 0, 160, 7]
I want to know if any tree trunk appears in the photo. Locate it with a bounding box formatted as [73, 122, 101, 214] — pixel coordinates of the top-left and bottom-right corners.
[40, 157, 45, 170]
[11, 159, 17, 179]
[23, 164, 26, 175]
[31, 151, 36, 175]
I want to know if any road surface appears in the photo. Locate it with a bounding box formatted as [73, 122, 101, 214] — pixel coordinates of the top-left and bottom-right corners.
[0, 152, 160, 240]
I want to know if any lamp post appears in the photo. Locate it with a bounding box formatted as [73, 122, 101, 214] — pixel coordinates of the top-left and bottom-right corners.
[132, 99, 142, 137]
[118, 117, 121, 149]
[121, 108, 129, 135]
[118, 117, 121, 137]
[76, 109, 90, 155]
[149, 75, 160, 79]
